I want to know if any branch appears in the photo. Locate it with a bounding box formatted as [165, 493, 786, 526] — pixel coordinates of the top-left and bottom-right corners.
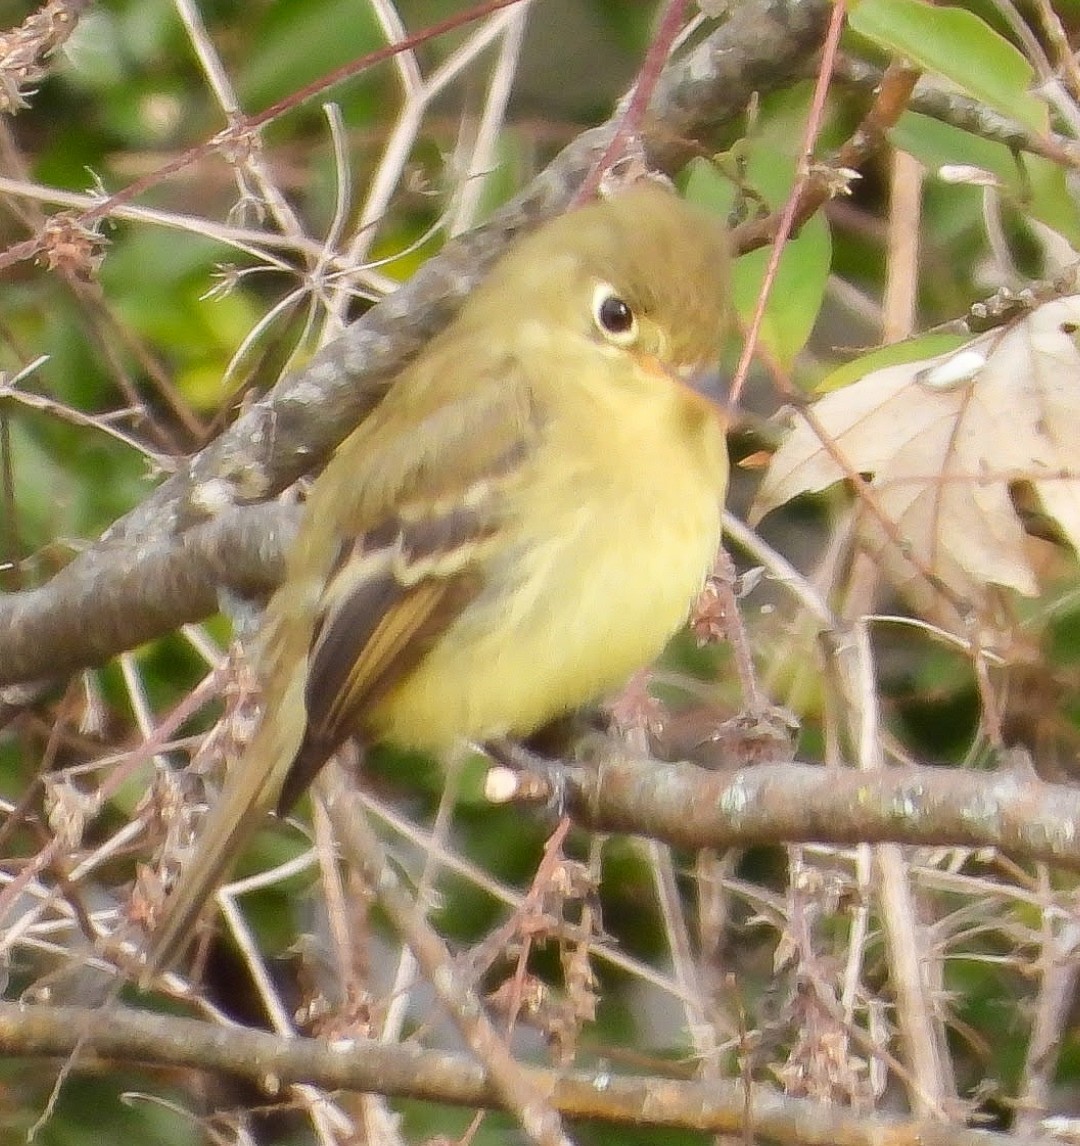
[0, 502, 295, 688]
[0, 0, 832, 687]
[563, 749, 1080, 869]
[835, 54, 1080, 173]
[0, 1001, 1063, 1145]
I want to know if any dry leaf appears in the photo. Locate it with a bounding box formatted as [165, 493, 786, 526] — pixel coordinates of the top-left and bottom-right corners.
[754, 296, 1080, 617]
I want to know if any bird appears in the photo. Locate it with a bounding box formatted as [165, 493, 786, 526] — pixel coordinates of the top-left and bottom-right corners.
[142, 179, 731, 980]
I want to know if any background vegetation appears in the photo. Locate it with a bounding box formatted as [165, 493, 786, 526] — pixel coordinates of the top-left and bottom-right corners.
[4, 1, 1080, 1143]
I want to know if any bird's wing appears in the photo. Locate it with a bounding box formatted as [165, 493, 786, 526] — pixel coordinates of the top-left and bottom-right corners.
[274, 359, 540, 805]
[276, 463, 512, 808]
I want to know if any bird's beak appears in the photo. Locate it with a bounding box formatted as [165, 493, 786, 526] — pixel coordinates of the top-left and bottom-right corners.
[677, 363, 736, 428]
[635, 352, 737, 428]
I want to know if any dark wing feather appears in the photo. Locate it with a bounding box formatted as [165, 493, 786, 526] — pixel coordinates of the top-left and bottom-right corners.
[277, 511, 491, 810]
[274, 378, 536, 810]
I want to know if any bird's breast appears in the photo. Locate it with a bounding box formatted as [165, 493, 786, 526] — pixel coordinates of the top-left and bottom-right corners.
[370, 377, 727, 751]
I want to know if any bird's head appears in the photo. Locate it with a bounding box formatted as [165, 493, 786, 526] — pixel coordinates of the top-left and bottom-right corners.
[477, 181, 731, 381]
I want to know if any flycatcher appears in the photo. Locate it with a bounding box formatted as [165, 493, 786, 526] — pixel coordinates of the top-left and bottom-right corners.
[143, 180, 731, 977]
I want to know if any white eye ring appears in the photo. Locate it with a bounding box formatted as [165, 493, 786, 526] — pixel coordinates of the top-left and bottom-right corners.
[591, 282, 638, 345]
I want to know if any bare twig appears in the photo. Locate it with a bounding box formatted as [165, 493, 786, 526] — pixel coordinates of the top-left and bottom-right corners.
[317, 764, 573, 1146]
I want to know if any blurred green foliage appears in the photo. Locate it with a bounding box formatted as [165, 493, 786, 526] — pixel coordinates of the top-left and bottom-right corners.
[5, 0, 1080, 1141]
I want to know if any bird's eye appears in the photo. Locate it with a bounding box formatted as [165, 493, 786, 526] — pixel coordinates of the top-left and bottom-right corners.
[592, 283, 637, 345]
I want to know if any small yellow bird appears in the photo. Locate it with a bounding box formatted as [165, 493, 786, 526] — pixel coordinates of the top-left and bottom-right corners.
[143, 181, 731, 978]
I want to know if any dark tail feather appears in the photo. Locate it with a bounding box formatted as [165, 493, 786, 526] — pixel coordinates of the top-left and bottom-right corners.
[275, 730, 337, 815]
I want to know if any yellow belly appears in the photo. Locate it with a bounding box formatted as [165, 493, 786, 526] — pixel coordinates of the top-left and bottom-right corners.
[369, 389, 727, 751]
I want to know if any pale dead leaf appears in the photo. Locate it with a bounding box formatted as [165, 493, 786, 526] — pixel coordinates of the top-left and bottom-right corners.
[754, 296, 1080, 614]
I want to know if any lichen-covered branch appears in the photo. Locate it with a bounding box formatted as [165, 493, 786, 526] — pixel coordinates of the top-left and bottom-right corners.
[0, 501, 295, 688]
[565, 749, 1080, 869]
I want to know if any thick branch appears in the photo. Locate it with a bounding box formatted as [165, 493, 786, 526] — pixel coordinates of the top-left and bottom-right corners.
[0, 0, 831, 687]
[0, 1002, 1061, 1145]
[0, 502, 295, 689]
[564, 750, 1080, 868]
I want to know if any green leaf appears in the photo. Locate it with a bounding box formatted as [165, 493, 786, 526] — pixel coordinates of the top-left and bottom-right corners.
[849, 0, 1047, 133]
[817, 331, 967, 392]
[685, 146, 832, 372]
[733, 219, 831, 372]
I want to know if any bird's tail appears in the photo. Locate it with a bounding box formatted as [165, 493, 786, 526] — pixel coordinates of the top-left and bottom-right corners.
[139, 671, 307, 986]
